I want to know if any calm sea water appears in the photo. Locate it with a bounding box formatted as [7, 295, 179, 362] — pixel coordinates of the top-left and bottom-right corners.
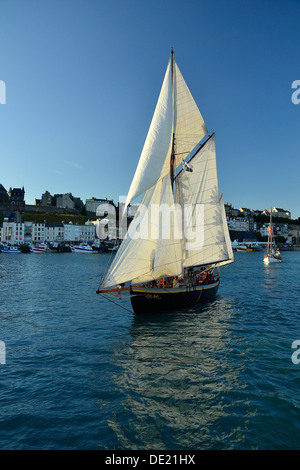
[0, 250, 300, 450]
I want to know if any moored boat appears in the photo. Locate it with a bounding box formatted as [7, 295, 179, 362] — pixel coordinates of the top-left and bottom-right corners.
[73, 243, 95, 253]
[0, 244, 21, 253]
[31, 243, 50, 253]
[236, 244, 255, 252]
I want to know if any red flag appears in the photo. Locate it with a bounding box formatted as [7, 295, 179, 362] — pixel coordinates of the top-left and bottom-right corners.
[268, 226, 273, 236]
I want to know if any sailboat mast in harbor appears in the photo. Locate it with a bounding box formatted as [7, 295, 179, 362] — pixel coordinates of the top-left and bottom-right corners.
[263, 208, 283, 264]
[97, 50, 234, 314]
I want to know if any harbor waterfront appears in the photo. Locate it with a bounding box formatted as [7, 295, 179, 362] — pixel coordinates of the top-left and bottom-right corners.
[1, 251, 300, 449]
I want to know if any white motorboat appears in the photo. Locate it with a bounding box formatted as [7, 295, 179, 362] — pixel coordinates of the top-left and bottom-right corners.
[73, 243, 95, 253]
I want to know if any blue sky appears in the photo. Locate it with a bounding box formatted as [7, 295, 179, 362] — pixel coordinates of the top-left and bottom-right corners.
[1, 0, 300, 218]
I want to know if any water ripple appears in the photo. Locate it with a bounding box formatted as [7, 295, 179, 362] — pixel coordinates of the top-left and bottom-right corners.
[0, 251, 300, 449]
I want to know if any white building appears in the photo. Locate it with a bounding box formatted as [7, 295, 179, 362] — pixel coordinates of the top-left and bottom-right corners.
[226, 217, 249, 232]
[0, 220, 24, 243]
[64, 221, 95, 242]
[32, 222, 45, 242]
[85, 197, 115, 214]
[44, 222, 64, 242]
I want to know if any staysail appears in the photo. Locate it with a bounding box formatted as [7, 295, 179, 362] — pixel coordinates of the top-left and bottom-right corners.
[99, 51, 233, 291]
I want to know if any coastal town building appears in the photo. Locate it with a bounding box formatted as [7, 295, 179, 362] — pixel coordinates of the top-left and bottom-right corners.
[287, 224, 300, 244]
[44, 222, 64, 242]
[64, 221, 95, 242]
[0, 184, 9, 205]
[40, 190, 53, 206]
[0, 185, 298, 246]
[32, 223, 45, 242]
[85, 197, 115, 214]
[224, 203, 239, 217]
[0, 184, 25, 212]
[262, 207, 291, 219]
[55, 193, 83, 211]
[35, 191, 84, 212]
[8, 187, 25, 211]
[0, 217, 96, 244]
[227, 217, 250, 232]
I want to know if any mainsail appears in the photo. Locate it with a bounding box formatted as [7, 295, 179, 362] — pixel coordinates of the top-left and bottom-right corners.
[99, 51, 233, 291]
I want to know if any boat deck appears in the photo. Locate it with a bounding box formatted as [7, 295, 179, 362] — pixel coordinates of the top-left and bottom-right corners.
[131, 280, 219, 294]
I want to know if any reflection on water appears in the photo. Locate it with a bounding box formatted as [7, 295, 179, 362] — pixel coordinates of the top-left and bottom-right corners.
[262, 263, 282, 293]
[103, 297, 255, 450]
[2, 251, 300, 449]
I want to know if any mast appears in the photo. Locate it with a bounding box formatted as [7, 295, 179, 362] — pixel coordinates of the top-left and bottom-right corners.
[170, 48, 175, 190]
[270, 208, 272, 255]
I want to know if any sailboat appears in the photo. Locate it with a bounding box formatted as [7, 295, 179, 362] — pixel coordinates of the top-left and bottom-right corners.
[96, 49, 234, 314]
[263, 209, 283, 264]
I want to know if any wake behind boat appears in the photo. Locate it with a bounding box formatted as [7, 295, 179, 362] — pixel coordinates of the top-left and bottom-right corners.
[96, 50, 234, 314]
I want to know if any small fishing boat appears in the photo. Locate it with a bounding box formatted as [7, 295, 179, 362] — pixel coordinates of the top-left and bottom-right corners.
[0, 244, 21, 253]
[31, 243, 49, 253]
[236, 244, 255, 252]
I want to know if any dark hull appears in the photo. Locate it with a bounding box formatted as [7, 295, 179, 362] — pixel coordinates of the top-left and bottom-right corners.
[130, 281, 219, 314]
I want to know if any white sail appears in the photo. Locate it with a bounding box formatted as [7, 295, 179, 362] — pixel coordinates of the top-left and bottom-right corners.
[173, 63, 207, 169]
[217, 194, 234, 267]
[125, 60, 173, 208]
[100, 175, 183, 290]
[175, 135, 232, 268]
[144, 175, 183, 283]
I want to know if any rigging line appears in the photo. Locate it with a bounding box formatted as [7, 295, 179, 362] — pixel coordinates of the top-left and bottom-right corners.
[98, 293, 133, 314]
